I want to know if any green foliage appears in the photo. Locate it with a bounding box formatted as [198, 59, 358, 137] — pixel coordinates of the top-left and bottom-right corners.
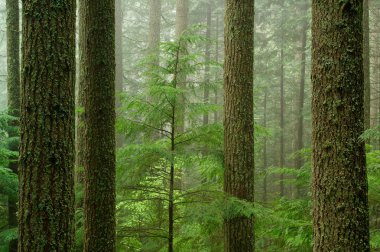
[116, 27, 224, 251]
[0, 112, 19, 249]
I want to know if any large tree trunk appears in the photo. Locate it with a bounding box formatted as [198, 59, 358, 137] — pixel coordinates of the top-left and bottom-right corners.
[223, 0, 254, 251]
[312, 1, 370, 251]
[80, 1, 116, 251]
[18, 0, 76, 251]
[5, 0, 20, 251]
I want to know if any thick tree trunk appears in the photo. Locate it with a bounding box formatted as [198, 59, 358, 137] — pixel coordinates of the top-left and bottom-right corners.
[312, 1, 370, 251]
[80, 1, 116, 251]
[5, 0, 20, 251]
[18, 0, 76, 251]
[223, 0, 254, 251]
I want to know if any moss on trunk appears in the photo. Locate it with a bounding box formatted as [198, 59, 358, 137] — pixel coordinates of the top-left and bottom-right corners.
[311, 0, 370, 251]
[18, 0, 76, 251]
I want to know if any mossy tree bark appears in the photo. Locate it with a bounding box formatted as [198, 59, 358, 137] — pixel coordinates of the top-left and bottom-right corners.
[6, 0, 20, 251]
[79, 0, 116, 251]
[312, 0, 370, 251]
[18, 0, 76, 251]
[223, 0, 255, 251]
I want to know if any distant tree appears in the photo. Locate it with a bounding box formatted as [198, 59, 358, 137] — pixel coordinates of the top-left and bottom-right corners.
[79, 0, 116, 251]
[312, 1, 370, 251]
[364, 0, 370, 130]
[223, 0, 255, 251]
[175, 0, 189, 134]
[5, 0, 19, 250]
[148, 0, 162, 65]
[18, 0, 76, 251]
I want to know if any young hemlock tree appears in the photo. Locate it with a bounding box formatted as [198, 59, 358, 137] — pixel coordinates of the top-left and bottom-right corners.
[312, 1, 370, 251]
[116, 29, 223, 252]
[79, 0, 116, 251]
[18, 0, 76, 251]
[223, 0, 255, 251]
[5, 0, 19, 250]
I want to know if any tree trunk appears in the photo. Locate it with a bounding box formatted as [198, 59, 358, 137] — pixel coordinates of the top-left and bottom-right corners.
[203, 3, 212, 126]
[279, 0, 285, 197]
[214, 13, 220, 124]
[148, 0, 162, 64]
[223, 0, 255, 251]
[295, 1, 309, 198]
[175, 0, 189, 134]
[80, 1, 116, 251]
[364, 0, 370, 130]
[115, 0, 124, 147]
[312, 1, 370, 251]
[18, 0, 76, 251]
[6, 0, 20, 250]
[263, 89, 268, 203]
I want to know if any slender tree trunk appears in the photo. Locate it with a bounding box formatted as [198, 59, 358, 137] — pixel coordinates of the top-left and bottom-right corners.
[224, 0, 255, 251]
[6, 0, 20, 250]
[364, 0, 371, 130]
[295, 1, 309, 198]
[279, 47, 285, 197]
[80, 0, 116, 251]
[115, 0, 124, 147]
[18, 0, 76, 250]
[214, 14, 220, 124]
[279, 0, 285, 197]
[148, 0, 162, 64]
[203, 3, 212, 126]
[175, 0, 189, 134]
[263, 89, 268, 203]
[312, 1, 370, 251]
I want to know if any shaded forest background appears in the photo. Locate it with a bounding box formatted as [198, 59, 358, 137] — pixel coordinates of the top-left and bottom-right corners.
[0, 0, 379, 251]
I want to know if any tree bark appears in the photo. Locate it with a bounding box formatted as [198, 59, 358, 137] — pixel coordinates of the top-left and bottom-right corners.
[18, 0, 76, 251]
[80, 0, 116, 251]
[6, 0, 20, 250]
[312, 1, 370, 251]
[223, 0, 255, 251]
